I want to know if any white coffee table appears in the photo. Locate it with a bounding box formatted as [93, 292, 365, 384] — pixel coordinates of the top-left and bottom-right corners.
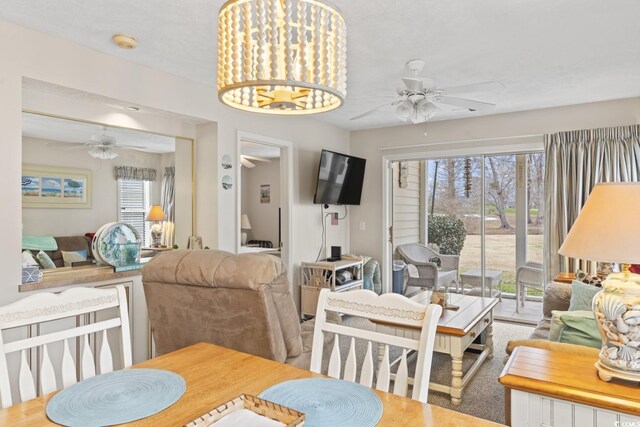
[460, 268, 503, 301]
[373, 292, 498, 405]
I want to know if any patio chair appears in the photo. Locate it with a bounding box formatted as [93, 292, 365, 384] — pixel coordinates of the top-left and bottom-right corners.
[516, 261, 544, 312]
[397, 243, 460, 293]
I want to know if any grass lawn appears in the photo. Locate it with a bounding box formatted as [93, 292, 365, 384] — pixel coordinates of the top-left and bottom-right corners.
[458, 234, 543, 297]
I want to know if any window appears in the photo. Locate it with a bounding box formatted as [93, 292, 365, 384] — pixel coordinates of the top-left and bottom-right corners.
[118, 179, 151, 246]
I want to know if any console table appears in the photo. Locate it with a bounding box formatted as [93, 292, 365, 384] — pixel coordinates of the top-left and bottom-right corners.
[500, 346, 640, 426]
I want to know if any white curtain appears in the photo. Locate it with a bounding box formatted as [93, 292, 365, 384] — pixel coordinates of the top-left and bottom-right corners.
[544, 125, 640, 280]
[160, 167, 175, 247]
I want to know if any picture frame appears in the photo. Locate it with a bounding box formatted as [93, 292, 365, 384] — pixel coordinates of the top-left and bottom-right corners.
[22, 164, 92, 208]
[260, 184, 271, 203]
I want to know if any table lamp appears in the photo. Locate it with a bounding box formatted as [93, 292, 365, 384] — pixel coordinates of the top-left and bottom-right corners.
[558, 182, 640, 383]
[240, 214, 252, 245]
[146, 205, 166, 248]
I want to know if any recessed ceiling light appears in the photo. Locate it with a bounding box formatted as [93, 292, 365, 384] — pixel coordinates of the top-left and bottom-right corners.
[112, 33, 137, 49]
[123, 106, 140, 111]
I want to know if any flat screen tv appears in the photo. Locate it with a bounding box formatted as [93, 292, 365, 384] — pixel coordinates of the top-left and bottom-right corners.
[313, 149, 366, 205]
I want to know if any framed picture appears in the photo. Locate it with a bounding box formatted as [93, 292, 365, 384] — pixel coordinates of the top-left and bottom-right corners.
[22, 164, 92, 208]
[260, 184, 271, 203]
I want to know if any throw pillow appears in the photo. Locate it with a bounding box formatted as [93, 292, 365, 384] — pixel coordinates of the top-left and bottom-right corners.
[548, 310, 601, 349]
[62, 250, 88, 267]
[568, 280, 601, 311]
[36, 250, 56, 269]
[21, 250, 39, 267]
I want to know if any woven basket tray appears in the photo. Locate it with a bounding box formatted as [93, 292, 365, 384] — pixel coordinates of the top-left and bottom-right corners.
[185, 394, 304, 427]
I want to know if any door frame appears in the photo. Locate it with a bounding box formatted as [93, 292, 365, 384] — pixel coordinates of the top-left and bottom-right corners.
[235, 131, 294, 286]
[381, 140, 542, 294]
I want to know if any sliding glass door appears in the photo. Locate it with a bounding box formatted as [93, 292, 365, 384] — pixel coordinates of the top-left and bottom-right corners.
[390, 151, 544, 323]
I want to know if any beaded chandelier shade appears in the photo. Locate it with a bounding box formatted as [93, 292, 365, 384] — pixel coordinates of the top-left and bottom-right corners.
[217, 0, 347, 115]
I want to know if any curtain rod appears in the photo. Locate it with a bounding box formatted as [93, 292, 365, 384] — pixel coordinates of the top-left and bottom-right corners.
[377, 133, 544, 151]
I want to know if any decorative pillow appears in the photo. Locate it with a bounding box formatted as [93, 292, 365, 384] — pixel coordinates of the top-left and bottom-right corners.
[62, 250, 88, 267]
[549, 310, 601, 349]
[568, 280, 601, 311]
[21, 250, 39, 267]
[36, 250, 56, 269]
[429, 257, 442, 269]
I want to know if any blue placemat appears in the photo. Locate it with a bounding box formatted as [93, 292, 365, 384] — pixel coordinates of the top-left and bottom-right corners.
[46, 368, 185, 426]
[259, 378, 383, 427]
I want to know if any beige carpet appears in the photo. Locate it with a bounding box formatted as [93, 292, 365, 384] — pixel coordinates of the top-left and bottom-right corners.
[340, 317, 533, 425]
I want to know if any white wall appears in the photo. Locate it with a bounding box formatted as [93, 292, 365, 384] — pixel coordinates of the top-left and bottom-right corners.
[22, 136, 169, 237]
[0, 19, 350, 312]
[350, 97, 640, 285]
[241, 159, 281, 246]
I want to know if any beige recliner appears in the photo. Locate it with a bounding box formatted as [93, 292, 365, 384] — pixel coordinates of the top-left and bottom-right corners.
[142, 250, 329, 369]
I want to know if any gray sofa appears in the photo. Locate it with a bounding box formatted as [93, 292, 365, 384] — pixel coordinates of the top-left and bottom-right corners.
[506, 281, 600, 357]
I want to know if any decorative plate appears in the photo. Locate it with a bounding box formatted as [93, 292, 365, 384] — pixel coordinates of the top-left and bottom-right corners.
[46, 368, 185, 426]
[93, 222, 141, 267]
[259, 378, 383, 427]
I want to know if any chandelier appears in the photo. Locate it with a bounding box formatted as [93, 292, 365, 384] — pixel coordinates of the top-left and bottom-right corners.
[217, 0, 347, 115]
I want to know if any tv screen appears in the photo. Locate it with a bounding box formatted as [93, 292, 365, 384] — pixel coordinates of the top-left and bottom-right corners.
[313, 150, 366, 205]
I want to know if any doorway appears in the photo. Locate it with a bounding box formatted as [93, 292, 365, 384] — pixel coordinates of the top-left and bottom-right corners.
[235, 132, 293, 282]
[386, 152, 545, 324]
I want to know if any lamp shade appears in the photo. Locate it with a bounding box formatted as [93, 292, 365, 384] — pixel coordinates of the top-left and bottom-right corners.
[240, 214, 252, 230]
[558, 183, 640, 264]
[146, 205, 166, 222]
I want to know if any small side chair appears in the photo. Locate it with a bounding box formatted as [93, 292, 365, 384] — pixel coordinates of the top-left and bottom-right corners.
[310, 288, 442, 403]
[0, 286, 131, 408]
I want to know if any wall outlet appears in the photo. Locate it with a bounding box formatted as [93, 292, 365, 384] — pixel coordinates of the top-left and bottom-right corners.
[359, 221, 366, 231]
[331, 212, 339, 225]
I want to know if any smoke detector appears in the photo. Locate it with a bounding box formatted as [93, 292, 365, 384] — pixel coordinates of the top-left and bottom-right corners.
[112, 34, 137, 49]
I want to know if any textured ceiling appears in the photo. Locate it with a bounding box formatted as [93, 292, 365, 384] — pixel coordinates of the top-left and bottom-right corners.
[241, 140, 281, 159]
[22, 112, 176, 153]
[3, 1, 640, 130]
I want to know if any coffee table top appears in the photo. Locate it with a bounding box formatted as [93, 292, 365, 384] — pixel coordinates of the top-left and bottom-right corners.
[373, 292, 498, 337]
[460, 268, 502, 279]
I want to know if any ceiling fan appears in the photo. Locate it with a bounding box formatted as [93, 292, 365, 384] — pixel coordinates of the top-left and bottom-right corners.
[240, 154, 272, 168]
[350, 60, 504, 124]
[45, 127, 148, 160]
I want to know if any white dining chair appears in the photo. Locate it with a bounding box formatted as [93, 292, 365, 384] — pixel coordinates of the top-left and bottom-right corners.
[0, 286, 132, 408]
[310, 288, 442, 403]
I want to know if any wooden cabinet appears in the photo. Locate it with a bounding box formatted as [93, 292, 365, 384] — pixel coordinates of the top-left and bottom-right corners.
[300, 258, 364, 317]
[500, 346, 640, 427]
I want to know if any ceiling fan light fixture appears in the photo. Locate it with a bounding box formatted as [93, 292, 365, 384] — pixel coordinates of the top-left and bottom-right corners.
[395, 100, 414, 121]
[89, 146, 118, 160]
[217, 0, 347, 115]
[415, 99, 439, 121]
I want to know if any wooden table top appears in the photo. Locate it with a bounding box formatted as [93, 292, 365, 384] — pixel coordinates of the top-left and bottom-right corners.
[0, 343, 502, 426]
[499, 346, 640, 417]
[399, 292, 499, 336]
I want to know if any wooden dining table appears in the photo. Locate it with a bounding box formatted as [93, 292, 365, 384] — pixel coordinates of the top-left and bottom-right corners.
[0, 342, 502, 426]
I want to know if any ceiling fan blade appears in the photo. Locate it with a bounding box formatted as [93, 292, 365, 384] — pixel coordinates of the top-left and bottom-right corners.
[240, 157, 256, 168]
[242, 154, 271, 163]
[440, 81, 504, 96]
[437, 96, 496, 112]
[350, 101, 402, 121]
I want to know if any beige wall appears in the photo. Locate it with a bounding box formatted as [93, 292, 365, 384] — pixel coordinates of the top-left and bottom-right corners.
[241, 159, 281, 247]
[392, 160, 424, 250]
[0, 19, 349, 313]
[350, 97, 640, 288]
[22, 136, 171, 237]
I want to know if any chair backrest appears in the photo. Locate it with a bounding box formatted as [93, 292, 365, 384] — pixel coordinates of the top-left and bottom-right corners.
[310, 289, 442, 403]
[397, 243, 434, 263]
[0, 286, 131, 408]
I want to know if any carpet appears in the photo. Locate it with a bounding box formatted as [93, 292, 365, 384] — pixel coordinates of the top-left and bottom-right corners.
[339, 317, 533, 424]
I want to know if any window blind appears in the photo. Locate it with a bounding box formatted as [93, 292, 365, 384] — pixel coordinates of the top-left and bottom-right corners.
[118, 179, 148, 244]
